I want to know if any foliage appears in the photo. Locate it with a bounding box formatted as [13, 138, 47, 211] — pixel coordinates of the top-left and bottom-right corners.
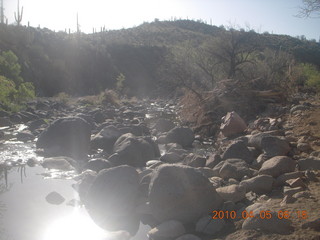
[54, 92, 70, 105]
[0, 50, 35, 111]
[302, 63, 320, 90]
[0, 20, 319, 98]
[98, 89, 120, 107]
[0, 75, 16, 109]
[115, 73, 126, 94]
[0, 50, 23, 85]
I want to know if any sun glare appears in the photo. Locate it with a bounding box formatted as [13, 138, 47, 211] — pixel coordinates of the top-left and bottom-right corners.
[43, 209, 113, 240]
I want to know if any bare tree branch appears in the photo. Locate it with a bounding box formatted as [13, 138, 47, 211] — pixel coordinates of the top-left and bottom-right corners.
[298, 0, 320, 18]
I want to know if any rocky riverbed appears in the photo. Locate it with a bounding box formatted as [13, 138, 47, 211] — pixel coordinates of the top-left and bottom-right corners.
[0, 96, 320, 240]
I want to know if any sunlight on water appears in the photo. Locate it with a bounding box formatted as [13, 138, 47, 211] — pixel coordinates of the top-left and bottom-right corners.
[43, 208, 123, 240]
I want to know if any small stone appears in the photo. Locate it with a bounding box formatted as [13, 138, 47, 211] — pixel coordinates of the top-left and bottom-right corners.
[274, 171, 305, 187]
[302, 218, 320, 231]
[216, 184, 246, 202]
[257, 195, 269, 201]
[285, 177, 307, 189]
[283, 186, 304, 196]
[45, 191, 65, 205]
[298, 157, 320, 170]
[148, 220, 186, 239]
[297, 142, 312, 152]
[305, 170, 319, 182]
[292, 191, 312, 199]
[280, 195, 297, 206]
[196, 215, 226, 235]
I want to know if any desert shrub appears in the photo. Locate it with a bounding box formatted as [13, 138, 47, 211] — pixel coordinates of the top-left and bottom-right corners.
[54, 92, 70, 105]
[115, 73, 126, 94]
[289, 63, 320, 92]
[98, 89, 121, 107]
[302, 63, 320, 90]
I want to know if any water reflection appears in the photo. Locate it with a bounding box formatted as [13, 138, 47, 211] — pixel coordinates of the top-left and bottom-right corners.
[43, 208, 123, 240]
[0, 124, 149, 240]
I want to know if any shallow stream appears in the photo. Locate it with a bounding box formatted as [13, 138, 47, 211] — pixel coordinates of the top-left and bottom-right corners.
[0, 125, 149, 240]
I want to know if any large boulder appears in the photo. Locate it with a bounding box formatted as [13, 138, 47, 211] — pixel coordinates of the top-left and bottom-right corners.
[90, 125, 121, 152]
[240, 175, 274, 194]
[298, 157, 320, 170]
[248, 133, 290, 158]
[222, 140, 254, 164]
[149, 164, 223, 224]
[258, 156, 296, 178]
[86, 165, 140, 235]
[165, 127, 195, 148]
[220, 111, 247, 137]
[260, 136, 290, 158]
[153, 118, 175, 133]
[110, 133, 160, 167]
[216, 184, 246, 202]
[213, 158, 254, 180]
[36, 117, 91, 159]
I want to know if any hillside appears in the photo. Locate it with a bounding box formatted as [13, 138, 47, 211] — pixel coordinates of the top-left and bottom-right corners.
[0, 19, 319, 97]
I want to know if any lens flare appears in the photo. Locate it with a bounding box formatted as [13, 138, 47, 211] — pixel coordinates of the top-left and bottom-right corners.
[43, 208, 126, 240]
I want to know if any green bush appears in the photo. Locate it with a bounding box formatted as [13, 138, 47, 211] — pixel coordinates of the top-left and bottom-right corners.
[0, 51, 35, 111]
[302, 63, 320, 90]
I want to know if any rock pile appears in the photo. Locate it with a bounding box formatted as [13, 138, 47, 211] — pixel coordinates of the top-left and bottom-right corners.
[2, 98, 320, 239]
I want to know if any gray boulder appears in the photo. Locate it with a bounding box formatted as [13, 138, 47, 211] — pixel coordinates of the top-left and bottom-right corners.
[260, 136, 290, 158]
[240, 175, 274, 194]
[196, 215, 226, 235]
[248, 133, 290, 158]
[222, 140, 253, 164]
[42, 156, 75, 171]
[183, 153, 207, 167]
[298, 157, 320, 170]
[213, 158, 254, 180]
[86, 165, 140, 235]
[149, 164, 223, 224]
[216, 184, 246, 202]
[205, 154, 222, 168]
[165, 127, 194, 148]
[259, 156, 296, 178]
[153, 118, 175, 133]
[160, 152, 182, 163]
[91, 125, 121, 152]
[110, 133, 160, 167]
[84, 158, 112, 172]
[36, 117, 91, 159]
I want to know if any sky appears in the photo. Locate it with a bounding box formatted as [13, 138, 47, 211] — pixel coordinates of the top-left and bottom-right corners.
[3, 0, 320, 40]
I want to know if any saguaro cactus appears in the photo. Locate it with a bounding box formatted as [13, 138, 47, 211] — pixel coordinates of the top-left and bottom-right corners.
[14, 0, 23, 26]
[0, 0, 4, 24]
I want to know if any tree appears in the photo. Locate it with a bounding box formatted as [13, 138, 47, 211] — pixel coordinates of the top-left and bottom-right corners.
[201, 29, 261, 81]
[0, 50, 23, 85]
[299, 0, 320, 17]
[0, 51, 35, 111]
[157, 44, 206, 100]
